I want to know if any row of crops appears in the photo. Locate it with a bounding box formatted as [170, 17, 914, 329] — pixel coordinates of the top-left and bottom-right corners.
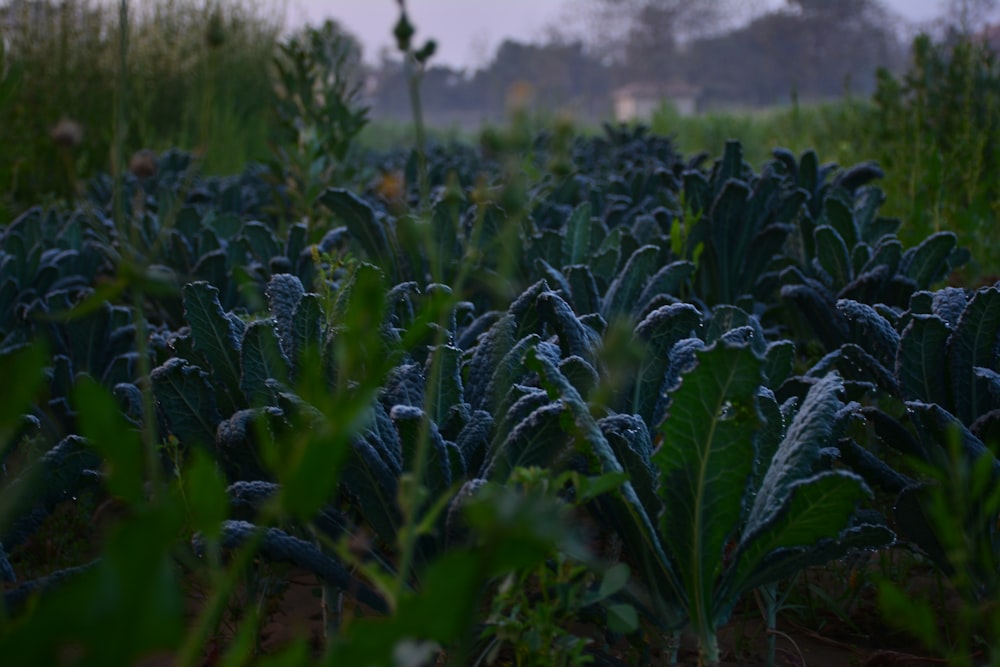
[0, 125, 996, 665]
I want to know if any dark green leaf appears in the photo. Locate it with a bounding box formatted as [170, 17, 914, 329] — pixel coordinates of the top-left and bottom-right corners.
[240, 320, 290, 405]
[537, 290, 600, 361]
[391, 405, 451, 495]
[897, 315, 951, 405]
[209, 212, 242, 240]
[590, 229, 622, 287]
[562, 201, 592, 265]
[877, 581, 943, 653]
[598, 562, 631, 600]
[763, 341, 795, 387]
[820, 195, 859, 249]
[290, 293, 324, 375]
[318, 188, 396, 278]
[635, 303, 702, 359]
[901, 231, 957, 290]
[814, 225, 852, 287]
[183, 282, 244, 411]
[425, 345, 463, 426]
[602, 244, 660, 320]
[0, 344, 47, 448]
[74, 376, 144, 505]
[706, 179, 753, 303]
[485, 402, 570, 481]
[151, 358, 221, 451]
[216, 521, 387, 612]
[705, 305, 766, 357]
[181, 449, 228, 539]
[654, 343, 763, 629]
[730, 521, 892, 602]
[266, 273, 304, 359]
[606, 603, 639, 634]
[636, 261, 694, 312]
[948, 287, 1000, 424]
[342, 436, 401, 545]
[838, 299, 900, 369]
[565, 264, 601, 315]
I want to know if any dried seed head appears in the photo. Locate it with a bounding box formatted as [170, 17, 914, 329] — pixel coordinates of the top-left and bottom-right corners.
[393, 11, 415, 52]
[50, 118, 83, 149]
[129, 149, 158, 180]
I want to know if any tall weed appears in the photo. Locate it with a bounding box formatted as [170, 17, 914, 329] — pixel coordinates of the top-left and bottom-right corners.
[873, 33, 1000, 277]
[0, 0, 283, 210]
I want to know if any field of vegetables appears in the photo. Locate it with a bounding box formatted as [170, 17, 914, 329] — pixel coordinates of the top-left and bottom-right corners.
[1, 2, 999, 667]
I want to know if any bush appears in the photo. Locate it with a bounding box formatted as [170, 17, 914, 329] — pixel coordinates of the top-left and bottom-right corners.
[871, 32, 1000, 276]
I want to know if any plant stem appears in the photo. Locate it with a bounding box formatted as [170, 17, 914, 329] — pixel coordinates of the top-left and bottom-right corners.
[405, 54, 429, 212]
[393, 324, 451, 600]
[113, 0, 128, 237]
[700, 630, 720, 667]
[761, 583, 778, 667]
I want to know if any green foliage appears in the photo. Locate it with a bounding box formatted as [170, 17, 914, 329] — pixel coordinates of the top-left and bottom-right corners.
[2, 34, 999, 661]
[477, 468, 637, 667]
[268, 20, 370, 222]
[877, 419, 1000, 666]
[649, 346, 888, 665]
[873, 33, 1000, 275]
[0, 0, 283, 210]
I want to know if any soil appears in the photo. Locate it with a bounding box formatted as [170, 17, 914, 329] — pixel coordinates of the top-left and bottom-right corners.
[2, 494, 967, 666]
[169, 564, 952, 666]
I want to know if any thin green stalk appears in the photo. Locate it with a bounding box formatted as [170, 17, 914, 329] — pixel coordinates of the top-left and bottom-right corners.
[700, 630, 720, 667]
[393, 320, 451, 601]
[132, 291, 162, 499]
[112, 0, 161, 499]
[390, 0, 451, 601]
[113, 0, 128, 237]
[760, 583, 778, 667]
[406, 57, 429, 211]
[314, 528, 344, 639]
[664, 629, 681, 664]
[391, 122, 503, 607]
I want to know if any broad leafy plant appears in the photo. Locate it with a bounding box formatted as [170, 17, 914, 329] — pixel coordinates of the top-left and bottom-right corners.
[526, 337, 891, 666]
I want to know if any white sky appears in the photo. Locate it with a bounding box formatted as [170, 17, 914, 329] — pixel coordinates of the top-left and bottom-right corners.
[285, 0, 955, 69]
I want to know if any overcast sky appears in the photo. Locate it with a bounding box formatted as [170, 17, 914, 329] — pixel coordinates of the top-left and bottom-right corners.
[286, 0, 954, 69]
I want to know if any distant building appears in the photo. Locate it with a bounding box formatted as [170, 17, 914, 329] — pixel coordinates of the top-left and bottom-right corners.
[612, 82, 701, 122]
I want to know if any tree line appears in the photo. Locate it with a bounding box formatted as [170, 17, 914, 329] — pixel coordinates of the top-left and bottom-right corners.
[361, 0, 919, 125]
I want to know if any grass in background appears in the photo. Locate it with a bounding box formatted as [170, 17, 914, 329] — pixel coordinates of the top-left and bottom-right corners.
[872, 34, 1000, 279]
[0, 0, 284, 211]
[651, 97, 877, 172]
[357, 120, 472, 153]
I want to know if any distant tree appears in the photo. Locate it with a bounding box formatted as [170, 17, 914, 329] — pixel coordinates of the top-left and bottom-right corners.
[687, 0, 903, 108]
[465, 39, 611, 114]
[368, 37, 611, 124]
[581, 0, 741, 83]
[786, 0, 871, 14]
[943, 0, 1000, 33]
